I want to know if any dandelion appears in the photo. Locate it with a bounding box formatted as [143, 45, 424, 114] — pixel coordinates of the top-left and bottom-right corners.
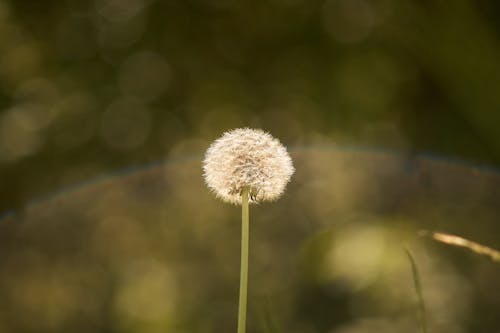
[203, 128, 294, 204]
[203, 128, 294, 333]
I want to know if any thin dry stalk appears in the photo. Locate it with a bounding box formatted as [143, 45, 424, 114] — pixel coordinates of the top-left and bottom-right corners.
[421, 231, 500, 263]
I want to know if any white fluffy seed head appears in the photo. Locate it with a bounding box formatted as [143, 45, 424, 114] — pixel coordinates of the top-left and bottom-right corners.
[203, 128, 294, 205]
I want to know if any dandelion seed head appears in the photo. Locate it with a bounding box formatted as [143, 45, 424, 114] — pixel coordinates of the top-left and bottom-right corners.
[203, 128, 294, 204]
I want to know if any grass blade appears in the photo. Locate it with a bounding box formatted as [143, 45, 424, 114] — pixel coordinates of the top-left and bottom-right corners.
[405, 248, 427, 333]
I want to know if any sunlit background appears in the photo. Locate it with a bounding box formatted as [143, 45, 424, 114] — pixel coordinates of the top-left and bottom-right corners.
[1, 0, 500, 332]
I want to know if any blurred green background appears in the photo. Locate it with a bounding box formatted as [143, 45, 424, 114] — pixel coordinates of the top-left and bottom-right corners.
[1, 0, 500, 332]
[2, 0, 500, 210]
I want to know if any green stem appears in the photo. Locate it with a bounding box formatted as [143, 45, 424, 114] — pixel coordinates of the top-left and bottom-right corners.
[405, 248, 427, 333]
[238, 187, 250, 333]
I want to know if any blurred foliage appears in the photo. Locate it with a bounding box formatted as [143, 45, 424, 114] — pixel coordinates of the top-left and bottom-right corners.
[1, 0, 500, 332]
[2, 151, 500, 333]
[1, 0, 500, 210]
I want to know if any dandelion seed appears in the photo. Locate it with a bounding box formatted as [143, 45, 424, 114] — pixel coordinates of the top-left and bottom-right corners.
[203, 128, 294, 204]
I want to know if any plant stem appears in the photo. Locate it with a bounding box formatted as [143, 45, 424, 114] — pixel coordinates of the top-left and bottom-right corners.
[238, 187, 250, 333]
[421, 230, 500, 263]
[405, 248, 427, 333]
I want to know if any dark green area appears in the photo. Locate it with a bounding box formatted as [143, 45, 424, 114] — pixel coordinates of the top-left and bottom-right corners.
[1, 1, 500, 332]
[2, 0, 500, 211]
